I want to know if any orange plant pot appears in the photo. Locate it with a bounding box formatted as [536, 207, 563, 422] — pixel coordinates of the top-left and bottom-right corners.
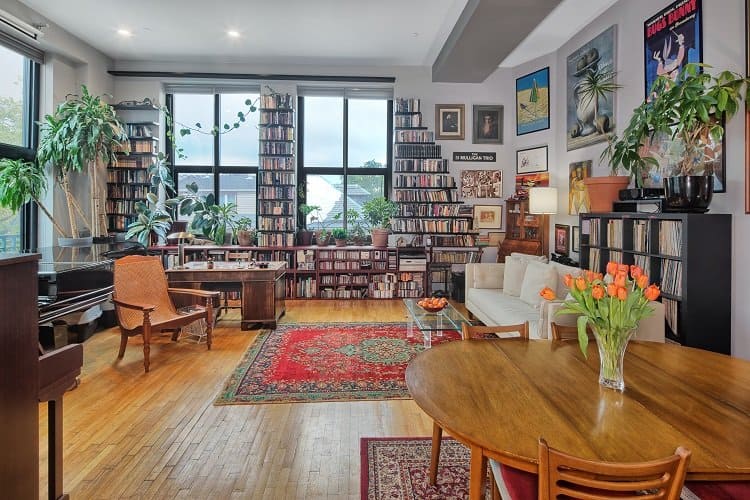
[583, 176, 630, 213]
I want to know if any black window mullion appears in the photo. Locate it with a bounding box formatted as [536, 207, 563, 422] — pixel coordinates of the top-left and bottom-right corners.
[22, 60, 40, 251]
[213, 94, 220, 201]
[342, 98, 348, 229]
[385, 99, 393, 200]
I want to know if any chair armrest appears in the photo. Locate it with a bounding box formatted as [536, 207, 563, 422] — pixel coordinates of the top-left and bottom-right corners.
[112, 298, 156, 312]
[168, 287, 221, 299]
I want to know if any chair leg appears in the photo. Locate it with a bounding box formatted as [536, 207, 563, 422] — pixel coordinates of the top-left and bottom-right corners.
[117, 330, 128, 359]
[429, 420, 443, 485]
[142, 314, 152, 373]
[205, 298, 214, 351]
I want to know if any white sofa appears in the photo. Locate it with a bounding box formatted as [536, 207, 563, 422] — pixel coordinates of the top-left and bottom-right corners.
[464, 256, 665, 342]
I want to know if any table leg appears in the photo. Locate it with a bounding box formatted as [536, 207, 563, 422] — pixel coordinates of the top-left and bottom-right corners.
[49, 398, 69, 500]
[407, 314, 414, 338]
[469, 445, 487, 500]
[429, 421, 443, 485]
[423, 330, 431, 348]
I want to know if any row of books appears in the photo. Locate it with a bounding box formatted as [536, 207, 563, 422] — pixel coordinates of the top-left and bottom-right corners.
[659, 221, 682, 256]
[260, 127, 294, 141]
[633, 254, 650, 273]
[663, 298, 679, 339]
[296, 249, 315, 270]
[395, 143, 441, 159]
[394, 190, 454, 202]
[588, 247, 602, 272]
[431, 250, 480, 264]
[260, 93, 294, 110]
[395, 130, 433, 143]
[261, 142, 294, 155]
[257, 232, 295, 246]
[319, 250, 389, 260]
[107, 214, 136, 231]
[394, 98, 420, 113]
[588, 219, 601, 246]
[259, 110, 294, 126]
[394, 174, 456, 188]
[397, 203, 469, 217]
[661, 260, 683, 296]
[295, 277, 317, 298]
[260, 157, 295, 170]
[107, 185, 149, 198]
[392, 219, 473, 233]
[320, 287, 368, 299]
[608, 250, 623, 264]
[106, 199, 140, 214]
[107, 169, 148, 183]
[394, 158, 448, 172]
[394, 114, 423, 128]
[259, 201, 294, 215]
[607, 220, 623, 248]
[257, 216, 295, 231]
[319, 274, 370, 286]
[260, 171, 295, 185]
[112, 156, 152, 169]
[258, 186, 295, 199]
[128, 139, 157, 153]
[431, 235, 476, 247]
[633, 220, 649, 253]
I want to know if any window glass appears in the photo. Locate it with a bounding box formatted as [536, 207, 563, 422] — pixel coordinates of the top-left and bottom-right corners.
[0, 44, 25, 147]
[173, 94, 214, 166]
[0, 207, 21, 251]
[220, 93, 259, 166]
[219, 173, 257, 220]
[347, 99, 387, 168]
[305, 174, 343, 229]
[303, 96, 343, 168]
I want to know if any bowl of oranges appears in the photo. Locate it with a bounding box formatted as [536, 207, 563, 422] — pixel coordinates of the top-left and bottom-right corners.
[417, 296, 449, 313]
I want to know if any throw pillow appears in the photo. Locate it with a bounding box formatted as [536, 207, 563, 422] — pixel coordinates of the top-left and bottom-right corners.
[502, 256, 528, 297]
[549, 261, 583, 298]
[519, 262, 558, 306]
[510, 252, 548, 263]
[473, 264, 504, 289]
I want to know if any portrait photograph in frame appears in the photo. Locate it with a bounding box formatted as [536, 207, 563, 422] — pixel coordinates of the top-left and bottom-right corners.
[472, 104, 503, 144]
[555, 224, 570, 255]
[474, 205, 502, 229]
[572, 226, 581, 253]
[516, 67, 550, 135]
[516, 145, 548, 174]
[435, 104, 465, 140]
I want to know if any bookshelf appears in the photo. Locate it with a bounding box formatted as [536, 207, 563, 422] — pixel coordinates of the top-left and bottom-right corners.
[107, 102, 160, 233]
[257, 92, 296, 247]
[579, 212, 731, 354]
[497, 199, 548, 262]
[392, 98, 477, 248]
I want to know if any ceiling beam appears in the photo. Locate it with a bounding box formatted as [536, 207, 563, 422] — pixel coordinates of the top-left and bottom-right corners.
[432, 0, 562, 83]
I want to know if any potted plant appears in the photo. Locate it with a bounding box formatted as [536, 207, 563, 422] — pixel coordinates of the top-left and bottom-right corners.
[604, 63, 750, 212]
[235, 217, 256, 246]
[361, 197, 398, 247]
[124, 194, 173, 246]
[37, 85, 129, 245]
[334, 209, 367, 245]
[180, 185, 238, 245]
[331, 228, 348, 247]
[298, 203, 319, 246]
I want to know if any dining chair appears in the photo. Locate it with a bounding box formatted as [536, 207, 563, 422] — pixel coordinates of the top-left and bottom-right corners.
[492, 437, 691, 499]
[428, 322, 529, 488]
[113, 255, 219, 372]
[550, 321, 594, 341]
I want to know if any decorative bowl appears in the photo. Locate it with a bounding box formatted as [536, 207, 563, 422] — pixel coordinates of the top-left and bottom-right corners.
[418, 303, 447, 313]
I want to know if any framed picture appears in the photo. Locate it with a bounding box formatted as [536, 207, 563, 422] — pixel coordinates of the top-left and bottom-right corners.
[460, 170, 502, 198]
[488, 231, 504, 246]
[472, 105, 503, 144]
[566, 25, 617, 151]
[569, 160, 592, 215]
[514, 172, 550, 200]
[516, 67, 550, 135]
[644, 0, 702, 99]
[516, 145, 548, 174]
[435, 104, 465, 140]
[555, 224, 570, 255]
[572, 226, 581, 253]
[474, 205, 502, 229]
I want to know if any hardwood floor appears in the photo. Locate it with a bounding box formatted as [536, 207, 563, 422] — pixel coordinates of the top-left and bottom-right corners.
[39, 300, 467, 499]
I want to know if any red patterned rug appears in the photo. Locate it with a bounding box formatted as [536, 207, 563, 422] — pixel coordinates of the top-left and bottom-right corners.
[215, 322, 461, 404]
[361, 437, 491, 499]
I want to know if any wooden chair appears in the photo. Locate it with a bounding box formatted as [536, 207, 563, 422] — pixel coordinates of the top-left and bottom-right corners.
[550, 321, 594, 341]
[428, 322, 529, 489]
[113, 255, 220, 373]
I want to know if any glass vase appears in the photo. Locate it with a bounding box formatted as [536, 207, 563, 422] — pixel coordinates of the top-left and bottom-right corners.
[591, 325, 636, 392]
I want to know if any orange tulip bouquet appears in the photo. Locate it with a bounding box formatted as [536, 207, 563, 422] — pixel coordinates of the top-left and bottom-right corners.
[540, 262, 660, 391]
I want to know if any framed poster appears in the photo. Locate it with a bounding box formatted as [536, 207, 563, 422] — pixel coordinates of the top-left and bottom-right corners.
[555, 224, 570, 255]
[569, 160, 592, 215]
[460, 170, 502, 198]
[566, 25, 617, 151]
[472, 105, 503, 144]
[435, 104, 465, 140]
[572, 226, 581, 253]
[474, 205, 502, 229]
[516, 67, 550, 135]
[514, 172, 550, 200]
[488, 231, 504, 246]
[644, 0, 702, 98]
[516, 145, 548, 174]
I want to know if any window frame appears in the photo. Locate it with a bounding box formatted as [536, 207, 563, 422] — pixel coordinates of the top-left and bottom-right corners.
[297, 96, 393, 230]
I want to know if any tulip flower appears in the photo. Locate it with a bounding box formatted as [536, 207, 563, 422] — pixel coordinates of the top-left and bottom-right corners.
[539, 286, 556, 301]
[585, 270, 597, 282]
[592, 284, 605, 300]
[617, 264, 629, 275]
[607, 283, 618, 297]
[606, 262, 618, 276]
[644, 284, 661, 301]
[614, 272, 627, 288]
[575, 277, 587, 291]
[617, 287, 628, 300]
[636, 274, 649, 289]
[563, 274, 574, 288]
[630, 265, 643, 279]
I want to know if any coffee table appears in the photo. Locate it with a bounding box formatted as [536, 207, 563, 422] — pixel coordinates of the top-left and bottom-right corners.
[402, 298, 471, 347]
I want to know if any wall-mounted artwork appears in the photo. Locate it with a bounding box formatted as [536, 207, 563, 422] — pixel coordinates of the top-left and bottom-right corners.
[566, 25, 617, 151]
[644, 0, 702, 99]
[472, 105, 503, 144]
[435, 104, 465, 140]
[569, 160, 592, 215]
[474, 205, 503, 229]
[513, 172, 550, 200]
[516, 145, 548, 174]
[516, 67, 550, 135]
[555, 224, 570, 255]
[460, 170, 502, 198]
[572, 226, 581, 253]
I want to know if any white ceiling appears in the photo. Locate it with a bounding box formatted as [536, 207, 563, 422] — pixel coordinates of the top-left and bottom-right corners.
[19, 0, 468, 66]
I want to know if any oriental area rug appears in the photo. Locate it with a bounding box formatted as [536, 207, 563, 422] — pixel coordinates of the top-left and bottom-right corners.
[361, 437, 490, 500]
[214, 322, 461, 404]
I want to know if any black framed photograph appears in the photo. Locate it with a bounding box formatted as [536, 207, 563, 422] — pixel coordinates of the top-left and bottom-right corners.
[435, 104, 465, 140]
[644, 0, 703, 99]
[555, 224, 570, 255]
[472, 105, 503, 144]
[516, 145, 548, 174]
[572, 226, 580, 253]
[516, 67, 550, 135]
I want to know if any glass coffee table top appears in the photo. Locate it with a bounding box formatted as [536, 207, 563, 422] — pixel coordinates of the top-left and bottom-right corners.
[402, 298, 471, 337]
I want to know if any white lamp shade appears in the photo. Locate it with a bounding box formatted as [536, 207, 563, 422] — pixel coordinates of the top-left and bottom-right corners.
[529, 187, 558, 214]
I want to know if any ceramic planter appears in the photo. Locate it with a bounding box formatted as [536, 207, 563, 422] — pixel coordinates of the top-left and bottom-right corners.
[583, 176, 630, 212]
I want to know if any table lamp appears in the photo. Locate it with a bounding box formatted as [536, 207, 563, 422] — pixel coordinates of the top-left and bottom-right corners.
[529, 187, 558, 214]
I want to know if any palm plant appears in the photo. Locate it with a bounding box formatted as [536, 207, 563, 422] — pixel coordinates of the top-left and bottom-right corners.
[0, 158, 65, 236]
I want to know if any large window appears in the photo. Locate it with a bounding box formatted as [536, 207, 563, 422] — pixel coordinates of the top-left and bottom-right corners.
[170, 92, 259, 223]
[300, 96, 391, 229]
[0, 43, 39, 252]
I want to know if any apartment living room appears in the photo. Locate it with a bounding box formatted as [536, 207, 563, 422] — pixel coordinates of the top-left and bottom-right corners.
[1, 0, 750, 498]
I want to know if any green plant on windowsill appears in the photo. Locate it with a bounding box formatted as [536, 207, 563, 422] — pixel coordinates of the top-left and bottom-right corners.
[334, 209, 368, 244]
[235, 217, 256, 246]
[331, 228, 348, 247]
[124, 194, 174, 246]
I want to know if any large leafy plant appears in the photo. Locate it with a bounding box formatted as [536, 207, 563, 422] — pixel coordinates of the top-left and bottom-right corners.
[179, 184, 239, 244]
[361, 197, 398, 230]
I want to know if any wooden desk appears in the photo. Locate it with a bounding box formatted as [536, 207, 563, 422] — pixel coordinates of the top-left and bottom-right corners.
[165, 261, 286, 329]
[406, 340, 750, 499]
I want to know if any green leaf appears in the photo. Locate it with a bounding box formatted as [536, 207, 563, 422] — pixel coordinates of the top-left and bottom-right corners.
[577, 315, 589, 358]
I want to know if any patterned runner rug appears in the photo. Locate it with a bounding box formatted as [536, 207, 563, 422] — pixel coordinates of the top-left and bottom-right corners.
[215, 322, 461, 404]
[361, 437, 491, 500]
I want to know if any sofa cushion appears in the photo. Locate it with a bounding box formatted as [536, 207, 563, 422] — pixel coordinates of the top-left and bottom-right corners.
[519, 262, 558, 306]
[467, 288, 542, 336]
[511, 252, 548, 263]
[549, 261, 583, 299]
[472, 263, 504, 289]
[503, 256, 528, 297]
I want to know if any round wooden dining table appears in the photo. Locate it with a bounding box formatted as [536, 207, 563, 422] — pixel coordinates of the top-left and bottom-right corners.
[405, 339, 750, 500]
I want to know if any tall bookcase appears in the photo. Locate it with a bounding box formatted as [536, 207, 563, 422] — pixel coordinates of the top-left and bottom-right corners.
[579, 212, 731, 354]
[107, 102, 160, 233]
[497, 199, 548, 262]
[257, 92, 296, 247]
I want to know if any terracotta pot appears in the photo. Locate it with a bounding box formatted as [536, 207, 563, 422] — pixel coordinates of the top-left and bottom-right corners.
[298, 230, 313, 246]
[236, 230, 255, 246]
[315, 231, 330, 246]
[371, 228, 389, 247]
[334, 238, 347, 247]
[583, 176, 630, 213]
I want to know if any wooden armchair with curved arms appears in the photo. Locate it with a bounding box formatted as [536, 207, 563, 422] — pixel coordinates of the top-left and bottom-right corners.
[113, 255, 220, 372]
